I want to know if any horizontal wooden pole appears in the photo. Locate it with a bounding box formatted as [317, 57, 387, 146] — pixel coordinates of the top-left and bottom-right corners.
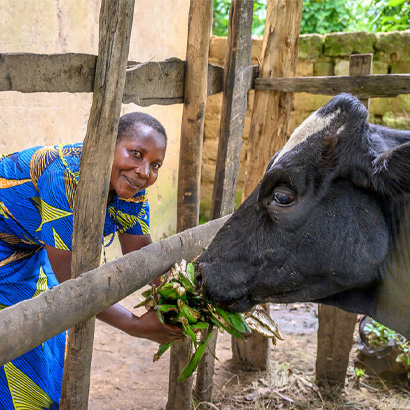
[0, 216, 229, 367]
[0, 53, 226, 105]
[255, 74, 410, 98]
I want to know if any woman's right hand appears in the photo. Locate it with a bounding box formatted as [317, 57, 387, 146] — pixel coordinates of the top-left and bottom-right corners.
[128, 309, 184, 345]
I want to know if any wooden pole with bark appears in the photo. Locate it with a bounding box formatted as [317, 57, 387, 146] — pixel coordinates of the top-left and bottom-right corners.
[232, 0, 303, 370]
[167, 2, 213, 410]
[59, 1, 135, 408]
[194, 0, 254, 405]
[316, 53, 373, 387]
[0, 216, 229, 368]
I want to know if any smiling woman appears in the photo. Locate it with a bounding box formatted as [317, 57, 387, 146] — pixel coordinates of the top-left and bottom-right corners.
[0, 112, 181, 409]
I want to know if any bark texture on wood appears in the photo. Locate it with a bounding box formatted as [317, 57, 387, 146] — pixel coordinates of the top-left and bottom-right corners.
[0, 53, 227, 105]
[316, 54, 372, 388]
[195, 2, 253, 405]
[0, 216, 229, 367]
[316, 305, 357, 386]
[176, 0, 213, 233]
[233, 0, 303, 370]
[210, 0, 254, 220]
[168, 3, 213, 409]
[349, 53, 373, 108]
[255, 74, 410, 98]
[60, 1, 135, 408]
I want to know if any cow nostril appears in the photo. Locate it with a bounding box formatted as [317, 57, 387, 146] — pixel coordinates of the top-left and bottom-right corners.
[194, 270, 202, 289]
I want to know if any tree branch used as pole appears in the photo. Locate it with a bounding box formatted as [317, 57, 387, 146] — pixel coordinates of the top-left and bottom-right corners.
[60, 1, 135, 408]
[0, 216, 229, 368]
[168, 2, 213, 410]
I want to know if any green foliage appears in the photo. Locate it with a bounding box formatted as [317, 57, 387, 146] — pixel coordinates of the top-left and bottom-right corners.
[364, 319, 410, 367]
[212, 0, 267, 37]
[301, 0, 356, 34]
[212, 0, 410, 37]
[355, 0, 410, 32]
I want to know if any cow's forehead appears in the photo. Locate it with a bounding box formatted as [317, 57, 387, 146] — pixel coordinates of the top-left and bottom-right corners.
[272, 108, 341, 167]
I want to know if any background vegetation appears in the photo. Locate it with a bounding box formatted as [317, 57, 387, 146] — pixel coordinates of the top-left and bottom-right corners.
[212, 0, 410, 36]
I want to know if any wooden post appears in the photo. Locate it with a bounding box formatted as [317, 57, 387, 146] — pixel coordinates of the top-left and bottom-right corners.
[59, 1, 135, 408]
[316, 53, 373, 388]
[233, 0, 303, 370]
[194, 0, 253, 405]
[167, 2, 212, 410]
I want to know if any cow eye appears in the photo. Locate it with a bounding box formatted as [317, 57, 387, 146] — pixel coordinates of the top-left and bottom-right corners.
[273, 190, 294, 206]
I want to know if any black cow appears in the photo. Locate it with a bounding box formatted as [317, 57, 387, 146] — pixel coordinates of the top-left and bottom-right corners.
[197, 93, 410, 339]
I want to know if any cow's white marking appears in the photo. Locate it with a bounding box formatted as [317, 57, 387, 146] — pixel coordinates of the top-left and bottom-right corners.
[271, 108, 341, 168]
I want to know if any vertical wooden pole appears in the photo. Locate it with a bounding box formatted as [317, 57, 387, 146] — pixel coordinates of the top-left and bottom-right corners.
[59, 1, 134, 409]
[316, 53, 373, 387]
[233, 0, 303, 370]
[194, 0, 253, 406]
[167, 2, 212, 410]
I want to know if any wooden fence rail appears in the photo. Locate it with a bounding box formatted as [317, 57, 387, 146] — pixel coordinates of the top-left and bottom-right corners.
[2, 53, 410, 103]
[255, 74, 410, 97]
[0, 216, 228, 368]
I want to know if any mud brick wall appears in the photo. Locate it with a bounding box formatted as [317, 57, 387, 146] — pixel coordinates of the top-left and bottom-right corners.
[201, 30, 410, 217]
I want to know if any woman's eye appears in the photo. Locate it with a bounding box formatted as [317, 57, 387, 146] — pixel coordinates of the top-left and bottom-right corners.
[151, 163, 160, 170]
[131, 150, 142, 158]
[273, 191, 294, 206]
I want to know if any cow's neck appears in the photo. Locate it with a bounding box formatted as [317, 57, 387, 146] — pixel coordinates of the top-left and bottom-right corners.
[374, 207, 410, 339]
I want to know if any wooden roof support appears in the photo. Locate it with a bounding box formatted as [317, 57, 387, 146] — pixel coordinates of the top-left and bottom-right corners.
[193, 0, 254, 404]
[167, 2, 213, 410]
[59, 1, 135, 408]
[233, 0, 303, 371]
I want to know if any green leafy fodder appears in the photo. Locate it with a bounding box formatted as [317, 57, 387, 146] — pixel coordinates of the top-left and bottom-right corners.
[135, 260, 283, 381]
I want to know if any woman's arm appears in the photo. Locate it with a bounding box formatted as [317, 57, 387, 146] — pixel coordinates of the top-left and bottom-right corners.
[45, 239, 182, 344]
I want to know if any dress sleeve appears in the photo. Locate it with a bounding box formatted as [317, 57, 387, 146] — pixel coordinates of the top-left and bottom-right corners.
[107, 193, 150, 236]
[36, 167, 75, 251]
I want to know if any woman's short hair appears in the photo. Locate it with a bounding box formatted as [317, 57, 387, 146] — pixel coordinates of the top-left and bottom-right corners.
[117, 112, 167, 143]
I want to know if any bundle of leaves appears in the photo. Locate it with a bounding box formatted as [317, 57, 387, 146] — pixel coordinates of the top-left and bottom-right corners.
[136, 260, 283, 381]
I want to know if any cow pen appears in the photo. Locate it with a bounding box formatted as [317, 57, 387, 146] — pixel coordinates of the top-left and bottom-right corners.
[1, 0, 410, 409]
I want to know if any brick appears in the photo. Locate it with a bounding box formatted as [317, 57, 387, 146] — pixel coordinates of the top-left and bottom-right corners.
[334, 59, 349, 76]
[313, 61, 334, 76]
[375, 30, 410, 61]
[298, 34, 324, 59]
[324, 32, 375, 57]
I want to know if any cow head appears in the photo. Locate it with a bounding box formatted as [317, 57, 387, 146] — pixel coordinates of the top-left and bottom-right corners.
[197, 93, 410, 337]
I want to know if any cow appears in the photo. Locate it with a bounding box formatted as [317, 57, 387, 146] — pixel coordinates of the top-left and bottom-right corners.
[196, 93, 410, 340]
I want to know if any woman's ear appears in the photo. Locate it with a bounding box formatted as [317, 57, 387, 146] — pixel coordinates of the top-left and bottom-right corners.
[372, 141, 410, 195]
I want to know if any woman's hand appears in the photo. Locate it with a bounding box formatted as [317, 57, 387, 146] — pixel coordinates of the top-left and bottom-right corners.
[128, 309, 184, 345]
[97, 303, 184, 345]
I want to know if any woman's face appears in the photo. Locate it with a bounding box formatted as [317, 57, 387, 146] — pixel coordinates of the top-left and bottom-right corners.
[110, 123, 166, 199]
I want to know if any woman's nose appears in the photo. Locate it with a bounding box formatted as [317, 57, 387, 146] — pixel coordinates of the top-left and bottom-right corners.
[135, 162, 149, 178]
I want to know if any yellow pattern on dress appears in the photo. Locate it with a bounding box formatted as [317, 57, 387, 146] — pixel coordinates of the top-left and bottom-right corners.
[108, 207, 149, 234]
[32, 266, 49, 298]
[64, 171, 78, 210]
[30, 197, 72, 232]
[0, 201, 13, 219]
[0, 178, 31, 189]
[4, 362, 54, 410]
[29, 146, 59, 191]
[52, 227, 70, 250]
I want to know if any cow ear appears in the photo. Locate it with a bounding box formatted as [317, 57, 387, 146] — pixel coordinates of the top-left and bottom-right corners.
[372, 141, 410, 195]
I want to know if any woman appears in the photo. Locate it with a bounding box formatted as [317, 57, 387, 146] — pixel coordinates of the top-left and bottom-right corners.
[0, 112, 182, 409]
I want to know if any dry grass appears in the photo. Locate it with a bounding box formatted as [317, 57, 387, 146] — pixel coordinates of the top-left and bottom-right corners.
[204, 363, 410, 410]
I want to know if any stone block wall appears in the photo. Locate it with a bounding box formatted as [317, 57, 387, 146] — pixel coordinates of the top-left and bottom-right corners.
[201, 30, 410, 217]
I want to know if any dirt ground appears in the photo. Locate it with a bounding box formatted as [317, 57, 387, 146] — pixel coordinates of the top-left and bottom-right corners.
[88, 292, 410, 410]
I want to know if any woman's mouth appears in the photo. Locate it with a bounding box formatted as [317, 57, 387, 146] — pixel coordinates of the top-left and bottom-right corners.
[124, 175, 143, 190]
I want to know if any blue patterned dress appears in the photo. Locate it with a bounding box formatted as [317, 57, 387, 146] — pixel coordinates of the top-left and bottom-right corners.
[0, 144, 150, 409]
